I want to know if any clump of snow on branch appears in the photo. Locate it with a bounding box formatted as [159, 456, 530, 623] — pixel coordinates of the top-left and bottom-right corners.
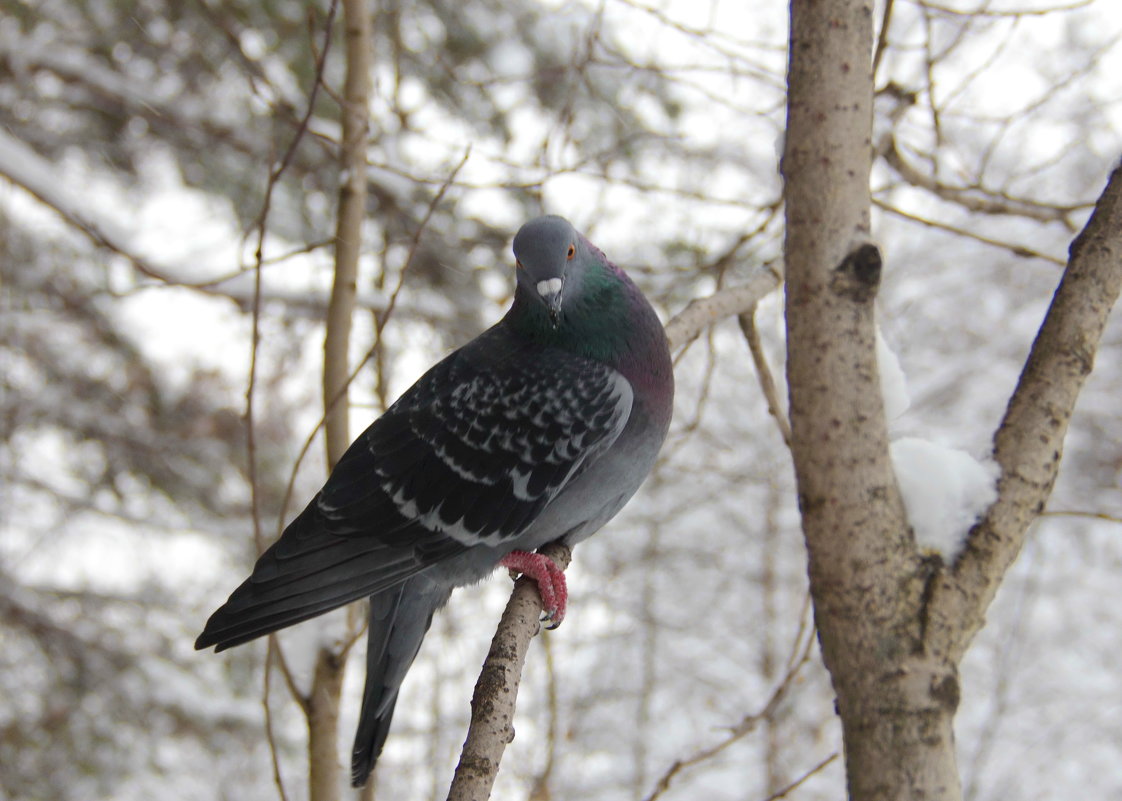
[891, 437, 999, 560]
[877, 325, 997, 559]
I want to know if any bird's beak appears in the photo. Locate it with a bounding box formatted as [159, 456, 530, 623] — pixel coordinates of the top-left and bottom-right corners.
[536, 277, 564, 327]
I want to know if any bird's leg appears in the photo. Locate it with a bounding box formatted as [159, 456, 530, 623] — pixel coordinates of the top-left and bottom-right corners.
[498, 550, 568, 628]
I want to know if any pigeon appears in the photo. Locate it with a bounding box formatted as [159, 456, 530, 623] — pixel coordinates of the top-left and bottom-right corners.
[195, 215, 674, 786]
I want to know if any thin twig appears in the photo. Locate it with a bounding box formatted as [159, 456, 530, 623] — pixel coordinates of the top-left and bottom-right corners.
[874, 198, 1066, 266]
[247, 0, 339, 265]
[642, 620, 816, 801]
[527, 633, 559, 801]
[872, 0, 895, 78]
[738, 309, 792, 448]
[270, 635, 311, 714]
[920, 0, 1094, 19]
[366, 147, 472, 413]
[380, 147, 472, 332]
[759, 752, 839, 801]
[881, 138, 1085, 230]
[1040, 509, 1122, 525]
[246, 193, 267, 556]
[262, 640, 293, 801]
[122, 238, 337, 293]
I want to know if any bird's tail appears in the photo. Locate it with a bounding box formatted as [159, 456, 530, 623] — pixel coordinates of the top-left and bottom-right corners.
[351, 578, 450, 787]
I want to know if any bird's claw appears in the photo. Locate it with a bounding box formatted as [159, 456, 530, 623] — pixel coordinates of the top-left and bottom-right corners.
[498, 550, 568, 629]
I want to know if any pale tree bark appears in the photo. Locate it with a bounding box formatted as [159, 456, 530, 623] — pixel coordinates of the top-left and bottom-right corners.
[663, 264, 783, 350]
[926, 165, 1122, 664]
[323, 0, 373, 471]
[446, 543, 572, 801]
[306, 1, 373, 800]
[782, 1, 1122, 800]
[783, 1, 956, 797]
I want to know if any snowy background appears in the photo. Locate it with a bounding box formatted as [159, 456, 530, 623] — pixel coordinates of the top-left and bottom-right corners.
[2, 0, 1121, 800]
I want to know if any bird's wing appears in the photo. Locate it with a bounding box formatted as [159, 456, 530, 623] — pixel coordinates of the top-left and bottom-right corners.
[196, 340, 632, 650]
[321, 343, 634, 546]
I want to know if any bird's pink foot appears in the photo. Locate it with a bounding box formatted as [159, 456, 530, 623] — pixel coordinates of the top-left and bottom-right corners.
[499, 550, 568, 628]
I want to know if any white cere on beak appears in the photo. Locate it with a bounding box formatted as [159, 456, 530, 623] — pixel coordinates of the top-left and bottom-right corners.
[536, 278, 563, 298]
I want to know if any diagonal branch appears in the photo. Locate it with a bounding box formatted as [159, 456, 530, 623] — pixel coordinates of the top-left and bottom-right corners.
[446, 542, 572, 801]
[874, 198, 1067, 266]
[642, 624, 816, 801]
[664, 264, 784, 350]
[881, 137, 1086, 230]
[738, 310, 792, 448]
[926, 164, 1122, 663]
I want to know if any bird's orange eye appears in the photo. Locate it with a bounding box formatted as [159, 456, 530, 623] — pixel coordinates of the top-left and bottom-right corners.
[566, 244, 575, 260]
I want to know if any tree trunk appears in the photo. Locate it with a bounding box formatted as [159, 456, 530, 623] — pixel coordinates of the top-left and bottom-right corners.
[307, 647, 348, 801]
[323, 0, 373, 470]
[783, 2, 1122, 799]
[308, 1, 374, 800]
[782, 1, 962, 798]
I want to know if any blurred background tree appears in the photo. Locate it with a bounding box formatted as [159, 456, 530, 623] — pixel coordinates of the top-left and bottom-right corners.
[1, 1, 1120, 800]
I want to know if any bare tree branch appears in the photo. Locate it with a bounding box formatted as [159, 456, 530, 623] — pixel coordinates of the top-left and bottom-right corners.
[1040, 509, 1122, 525]
[919, 0, 1095, 19]
[446, 542, 572, 801]
[872, 0, 896, 78]
[0, 96, 403, 316]
[927, 164, 1122, 664]
[874, 198, 1067, 266]
[642, 628, 816, 801]
[881, 137, 1085, 230]
[263, 640, 295, 801]
[323, 0, 373, 471]
[759, 752, 839, 801]
[737, 310, 792, 448]
[664, 264, 784, 350]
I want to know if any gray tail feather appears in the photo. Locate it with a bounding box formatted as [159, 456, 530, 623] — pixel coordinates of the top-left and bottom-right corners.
[350, 579, 450, 787]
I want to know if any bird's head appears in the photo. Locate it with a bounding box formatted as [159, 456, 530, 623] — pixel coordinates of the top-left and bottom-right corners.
[512, 215, 590, 328]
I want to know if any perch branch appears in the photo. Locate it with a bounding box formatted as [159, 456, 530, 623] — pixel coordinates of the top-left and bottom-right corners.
[446, 542, 572, 801]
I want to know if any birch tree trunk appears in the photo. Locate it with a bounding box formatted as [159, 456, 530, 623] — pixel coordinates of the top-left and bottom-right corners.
[307, 1, 373, 799]
[782, 1, 1122, 799]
